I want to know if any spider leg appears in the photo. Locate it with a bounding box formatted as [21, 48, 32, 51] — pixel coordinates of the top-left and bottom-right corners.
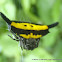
[9, 29, 19, 39]
[36, 38, 40, 47]
[8, 25, 19, 40]
[8, 35, 19, 41]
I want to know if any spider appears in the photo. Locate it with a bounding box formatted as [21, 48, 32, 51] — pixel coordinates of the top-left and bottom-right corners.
[0, 12, 59, 50]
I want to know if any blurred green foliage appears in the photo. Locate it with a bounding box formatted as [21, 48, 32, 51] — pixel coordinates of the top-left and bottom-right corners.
[0, 0, 62, 62]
